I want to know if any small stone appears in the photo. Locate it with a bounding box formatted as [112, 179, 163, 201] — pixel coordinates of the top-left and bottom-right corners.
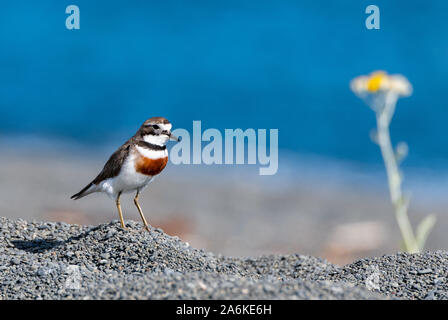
[86, 264, 96, 272]
[417, 268, 432, 275]
[410, 283, 421, 290]
[105, 231, 116, 239]
[37, 268, 49, 277]
[424, 290, 437, 300]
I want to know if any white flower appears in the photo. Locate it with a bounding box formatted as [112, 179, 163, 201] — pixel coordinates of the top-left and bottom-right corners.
[350, 71, 412, 98]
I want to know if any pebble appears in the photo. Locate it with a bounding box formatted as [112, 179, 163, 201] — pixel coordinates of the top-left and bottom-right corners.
[418, 268, 432, 275]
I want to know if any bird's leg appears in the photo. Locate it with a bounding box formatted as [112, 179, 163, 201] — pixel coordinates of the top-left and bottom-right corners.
[134, 190, 150, 232]
[115, 192, 126, 230]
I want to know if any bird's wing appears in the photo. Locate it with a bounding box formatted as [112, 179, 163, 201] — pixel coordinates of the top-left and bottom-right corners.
[71, 140, 133, 200]
[92, 142, 132, 185]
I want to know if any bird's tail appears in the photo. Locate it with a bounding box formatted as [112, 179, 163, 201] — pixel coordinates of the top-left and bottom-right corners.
[71, 182, 95, 200]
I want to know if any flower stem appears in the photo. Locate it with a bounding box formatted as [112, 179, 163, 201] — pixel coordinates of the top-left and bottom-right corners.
[376, 94, 419, 253]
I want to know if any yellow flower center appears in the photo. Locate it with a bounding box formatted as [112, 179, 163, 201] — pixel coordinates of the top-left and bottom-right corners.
[367, 72, 386, 92]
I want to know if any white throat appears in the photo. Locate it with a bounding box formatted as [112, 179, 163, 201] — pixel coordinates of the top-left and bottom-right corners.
[143, 134, 169, 146]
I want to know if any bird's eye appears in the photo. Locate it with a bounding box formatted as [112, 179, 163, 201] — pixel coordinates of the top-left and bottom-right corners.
[152, 125, 160, 130]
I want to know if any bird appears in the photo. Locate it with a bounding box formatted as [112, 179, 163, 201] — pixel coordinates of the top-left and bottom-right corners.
[71, 117, 180, 232]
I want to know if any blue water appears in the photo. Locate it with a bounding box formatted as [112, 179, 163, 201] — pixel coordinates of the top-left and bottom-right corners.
[1, 0, 448, 168]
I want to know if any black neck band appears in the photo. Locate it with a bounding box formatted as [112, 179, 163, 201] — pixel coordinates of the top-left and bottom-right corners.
[138, 140, 166, 151]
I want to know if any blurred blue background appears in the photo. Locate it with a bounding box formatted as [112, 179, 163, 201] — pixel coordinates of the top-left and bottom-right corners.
[1, 0, 447, 168]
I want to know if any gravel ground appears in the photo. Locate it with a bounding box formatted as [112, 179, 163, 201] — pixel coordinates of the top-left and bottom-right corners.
[0, 217, 446, 299]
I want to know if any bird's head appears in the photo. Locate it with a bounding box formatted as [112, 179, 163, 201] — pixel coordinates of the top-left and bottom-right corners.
[139, 117, 180, 146]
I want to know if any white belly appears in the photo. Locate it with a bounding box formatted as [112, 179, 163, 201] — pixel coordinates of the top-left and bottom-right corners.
[99, 153, 154, 198]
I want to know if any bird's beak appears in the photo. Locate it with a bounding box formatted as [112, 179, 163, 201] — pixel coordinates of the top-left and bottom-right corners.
[169, 132, 180, 142]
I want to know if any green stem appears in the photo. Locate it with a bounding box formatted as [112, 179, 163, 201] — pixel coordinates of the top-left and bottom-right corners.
[376, 94, 419, 253]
